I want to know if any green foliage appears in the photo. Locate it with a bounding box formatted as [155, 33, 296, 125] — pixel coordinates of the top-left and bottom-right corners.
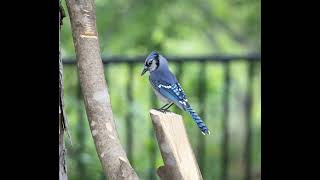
[61, 0, 260, 179]
[61, 0, 260, 57]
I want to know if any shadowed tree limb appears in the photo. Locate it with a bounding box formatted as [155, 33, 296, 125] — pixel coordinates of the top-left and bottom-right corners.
[59, 1, 69, 180]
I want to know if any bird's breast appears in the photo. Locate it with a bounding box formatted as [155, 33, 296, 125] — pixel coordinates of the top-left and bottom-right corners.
[151, 87, 171, 104]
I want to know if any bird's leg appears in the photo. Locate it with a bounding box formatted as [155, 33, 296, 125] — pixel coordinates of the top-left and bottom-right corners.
[157, 103, 174, 113]
[164, 103, 174, 111]
[157, 103, 170, 113]
[159, 103, 169, 109]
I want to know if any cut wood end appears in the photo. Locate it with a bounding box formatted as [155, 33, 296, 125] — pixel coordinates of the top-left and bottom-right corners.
[149, 109, 182, 118]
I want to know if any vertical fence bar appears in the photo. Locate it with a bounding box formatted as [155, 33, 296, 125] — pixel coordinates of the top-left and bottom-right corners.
[257, 62, 261, 179]
[244, 61, 255, 180]
[197, 62, 207, 175]
[221, 61, 231, 180]
[125, 64, 134, 165]
[149, 86, 159, 180]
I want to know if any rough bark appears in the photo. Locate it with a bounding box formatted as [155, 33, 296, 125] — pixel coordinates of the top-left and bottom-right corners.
[150, 109, 203, 180]
[59, 2, 68, 180]
[65, 0, 139, 179]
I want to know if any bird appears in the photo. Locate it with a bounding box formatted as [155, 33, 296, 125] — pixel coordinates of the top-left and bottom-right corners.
[141, 50, 210, 135]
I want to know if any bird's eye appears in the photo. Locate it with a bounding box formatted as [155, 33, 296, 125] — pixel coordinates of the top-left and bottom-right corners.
[148, 60, 153, 65]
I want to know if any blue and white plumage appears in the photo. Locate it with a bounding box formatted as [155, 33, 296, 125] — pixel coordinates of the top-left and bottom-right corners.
[141, 50, 210, 135]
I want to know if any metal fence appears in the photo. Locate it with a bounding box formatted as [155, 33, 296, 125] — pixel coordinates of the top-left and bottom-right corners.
[63, 53, 261, 180]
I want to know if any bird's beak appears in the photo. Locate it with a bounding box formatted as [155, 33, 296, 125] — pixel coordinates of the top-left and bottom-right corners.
[141, 66, 148, 76]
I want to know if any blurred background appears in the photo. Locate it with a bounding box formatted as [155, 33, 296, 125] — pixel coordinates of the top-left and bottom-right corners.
[61, 0, 261, 180]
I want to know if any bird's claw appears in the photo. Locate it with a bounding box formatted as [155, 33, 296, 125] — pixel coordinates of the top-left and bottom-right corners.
[157, 108, 170, 113]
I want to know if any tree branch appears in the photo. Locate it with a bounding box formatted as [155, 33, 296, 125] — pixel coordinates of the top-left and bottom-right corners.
[59, 1, 68, 179]
[65, 0, 139, 179]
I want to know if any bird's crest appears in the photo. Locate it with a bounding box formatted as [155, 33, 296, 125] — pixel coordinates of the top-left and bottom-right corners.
[145, 50, 159, 65]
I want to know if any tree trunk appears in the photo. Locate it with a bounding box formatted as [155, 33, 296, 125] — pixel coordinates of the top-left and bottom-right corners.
[59, 2, 68, 180]
[65, 0, 139, 179]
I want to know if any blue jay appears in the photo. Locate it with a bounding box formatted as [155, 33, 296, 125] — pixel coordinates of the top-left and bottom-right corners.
[141, 51, 210, 135]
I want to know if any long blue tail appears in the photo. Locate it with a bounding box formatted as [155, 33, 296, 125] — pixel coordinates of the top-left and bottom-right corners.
[185, 106, 210, 135]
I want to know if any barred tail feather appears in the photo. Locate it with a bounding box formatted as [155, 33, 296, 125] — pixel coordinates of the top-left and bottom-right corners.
[185, 106, 210, 135]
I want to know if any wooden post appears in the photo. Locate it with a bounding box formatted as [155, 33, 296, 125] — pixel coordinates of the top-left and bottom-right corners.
[150, 109, 203, 180]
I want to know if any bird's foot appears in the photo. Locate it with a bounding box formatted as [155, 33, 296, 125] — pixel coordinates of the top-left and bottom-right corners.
[157, 108, 171, 113]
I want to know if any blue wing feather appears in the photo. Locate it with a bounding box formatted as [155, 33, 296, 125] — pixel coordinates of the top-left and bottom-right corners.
[149, 77, 189, 110]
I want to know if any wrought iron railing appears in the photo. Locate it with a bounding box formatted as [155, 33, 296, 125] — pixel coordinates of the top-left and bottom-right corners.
[63, 53, 261, 180]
